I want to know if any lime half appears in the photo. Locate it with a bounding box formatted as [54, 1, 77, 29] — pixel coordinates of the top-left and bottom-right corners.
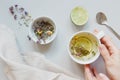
[70, 6, 88, 26]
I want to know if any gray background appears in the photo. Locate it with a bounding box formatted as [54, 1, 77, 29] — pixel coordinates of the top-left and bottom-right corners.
[0, 0, 120, 80]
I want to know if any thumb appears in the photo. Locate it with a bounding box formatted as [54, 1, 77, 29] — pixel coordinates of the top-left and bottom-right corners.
[99, 44, 110, 63]
[99, 73, 110, 80]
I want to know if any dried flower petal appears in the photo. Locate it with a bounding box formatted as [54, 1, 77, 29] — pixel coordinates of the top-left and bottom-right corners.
[25, 11, 28, 15]
[15, 5, 18, 7]
[19, 7, 24, 13]
[27, 35, 31, 40]
[9, 6, 14, 15]
[14, 15, 17, 20]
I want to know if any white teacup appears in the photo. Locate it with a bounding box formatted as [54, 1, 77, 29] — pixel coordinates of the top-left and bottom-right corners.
[68, 31, 104, 64]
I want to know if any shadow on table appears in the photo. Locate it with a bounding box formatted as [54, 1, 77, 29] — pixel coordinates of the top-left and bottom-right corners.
[32, 42, 52, 53]
[91, 56, 107, 75]
[70, 21, 84, 31]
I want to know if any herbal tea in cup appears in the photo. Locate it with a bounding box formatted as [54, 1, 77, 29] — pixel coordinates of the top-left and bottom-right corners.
[68, 31, 104, 64]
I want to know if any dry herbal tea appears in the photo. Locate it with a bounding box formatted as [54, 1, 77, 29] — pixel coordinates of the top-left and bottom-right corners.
[9, 4, 33, 27]
[32, 20, 54, 43]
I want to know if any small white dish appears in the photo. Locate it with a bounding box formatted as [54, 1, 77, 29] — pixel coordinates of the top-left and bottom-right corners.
[29, 17, 57, 45]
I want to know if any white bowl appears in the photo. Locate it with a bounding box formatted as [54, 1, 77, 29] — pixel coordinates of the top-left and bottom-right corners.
[29, 17, 57, 45]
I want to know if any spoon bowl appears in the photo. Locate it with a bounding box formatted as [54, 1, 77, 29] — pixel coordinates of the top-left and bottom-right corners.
[96, 12, 107, 25]
[96, 12, 120, 40]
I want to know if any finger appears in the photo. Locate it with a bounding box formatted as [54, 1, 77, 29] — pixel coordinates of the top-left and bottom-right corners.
[93, 68, 110, 80]
[93, 68, 102, 80]
[99, 73, 110, 80]
[119, 49, 120, 52]
[101, 36, 118, 54]
[93, 68, 99, 78]
[92, 68, 102, 80]
[84, 64, 94, 80]
[99, 44, 110, 63]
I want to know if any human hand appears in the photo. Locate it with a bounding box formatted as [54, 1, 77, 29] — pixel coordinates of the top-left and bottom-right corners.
[99, 36, 120, 80]
[84, 64, 109, 80]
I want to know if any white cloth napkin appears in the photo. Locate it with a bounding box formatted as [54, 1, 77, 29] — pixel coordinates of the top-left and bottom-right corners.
[0, 24, 83, 80]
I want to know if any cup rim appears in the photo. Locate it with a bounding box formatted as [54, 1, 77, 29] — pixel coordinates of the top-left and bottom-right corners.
[29, 16, 57, 45]
[68, 31, 100, 64]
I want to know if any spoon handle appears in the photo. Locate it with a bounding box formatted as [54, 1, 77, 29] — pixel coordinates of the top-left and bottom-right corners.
[105, 24, 120, 40]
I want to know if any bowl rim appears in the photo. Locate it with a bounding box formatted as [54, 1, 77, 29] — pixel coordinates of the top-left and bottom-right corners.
[29, 16, 57, 45]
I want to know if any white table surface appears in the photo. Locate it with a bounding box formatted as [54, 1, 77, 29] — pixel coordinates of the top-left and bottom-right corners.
[0, 0, 120, 80]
